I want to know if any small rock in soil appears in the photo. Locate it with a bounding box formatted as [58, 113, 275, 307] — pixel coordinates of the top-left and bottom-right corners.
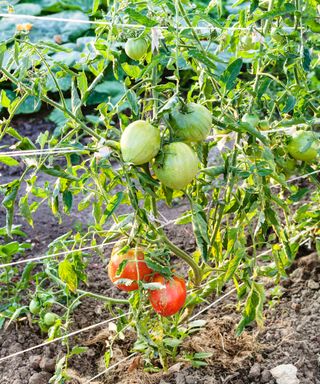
[8, 342, 22, 354]
[249, 362, 261, 379]
[186, 375, 200, 384]
[291, 302, 301, 312]
[270, 364, 299, 384]
[39, 357, 56, 373]
[176, 372, 186, 384]
[307, 280, 319, 290]
[29, 355, 42, 370]
[29, 372, 52, 384]
[261, 369, 272, 383]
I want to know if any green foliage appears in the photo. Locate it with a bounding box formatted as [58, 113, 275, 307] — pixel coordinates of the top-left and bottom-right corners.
[0, 0, 319, 374]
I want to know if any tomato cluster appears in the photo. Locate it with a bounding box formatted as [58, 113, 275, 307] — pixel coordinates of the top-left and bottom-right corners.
[29, 299, 60, 329]
[119, 71, 213, 190]
[108, 245, 187, 317]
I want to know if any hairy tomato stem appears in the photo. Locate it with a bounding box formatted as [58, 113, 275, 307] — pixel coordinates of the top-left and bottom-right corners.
[46, 268, 129, 305]
[160, 232, 202, 286]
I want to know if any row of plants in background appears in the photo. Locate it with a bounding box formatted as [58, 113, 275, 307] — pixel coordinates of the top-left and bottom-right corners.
[0, 0, 320, 378]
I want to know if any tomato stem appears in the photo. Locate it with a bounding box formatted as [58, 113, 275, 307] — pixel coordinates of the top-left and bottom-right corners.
[46, 268, 129, 305]
[160, 233, 202, 286]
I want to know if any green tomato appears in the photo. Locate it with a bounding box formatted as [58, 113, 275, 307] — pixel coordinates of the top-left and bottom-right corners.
[258, 120, 270, 131]
[287, 131, 319, 162]
[120, 120, 160, 165]
[242, 113, 259, 128]
[29, 299, 40, 315]
[169, 103, 212, 142]
[44, 312, 59, 326]
[276, 156, 296, 176]
[153, 142, 199, 190]
[283, 158, 297, 175]
[125, 38, 148, 61]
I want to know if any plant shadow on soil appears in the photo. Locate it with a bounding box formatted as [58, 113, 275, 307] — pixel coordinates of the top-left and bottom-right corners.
[0, 116, 319, 384]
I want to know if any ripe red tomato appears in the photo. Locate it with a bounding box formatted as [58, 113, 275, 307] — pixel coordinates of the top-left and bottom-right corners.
[149, 274, 187, 317]
[108, 247, 153, 291]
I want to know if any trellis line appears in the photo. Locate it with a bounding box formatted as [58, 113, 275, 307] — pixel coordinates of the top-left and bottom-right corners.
[0, 311, 132, 364]
[0, 13, 303, 32]
[0, 242, 117, 269]
[84, 353, 138, 383]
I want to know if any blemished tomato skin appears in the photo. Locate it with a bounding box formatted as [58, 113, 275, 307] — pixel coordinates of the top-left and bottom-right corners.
[149, 274, 187, 317]
[125, 38, 148, 60]
[153, 142, 199, 190]
[108, 248, 153, 291]
[120, 120, 160, 165]
[287, 131, 319, 162]
[169, 103, 212, 142]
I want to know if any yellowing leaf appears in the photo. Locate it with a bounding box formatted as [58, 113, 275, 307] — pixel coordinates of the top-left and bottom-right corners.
[58, 259, 78, 292]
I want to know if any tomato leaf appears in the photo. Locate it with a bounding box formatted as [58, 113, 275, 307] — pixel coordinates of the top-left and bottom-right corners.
[221, 58, 243, 92]
[125, 8, 158, 27]
[40, 165, 79, 181]
[236, 282, 265, 335]
[58, 259, 78, 292]
[0, 156, 19, 166]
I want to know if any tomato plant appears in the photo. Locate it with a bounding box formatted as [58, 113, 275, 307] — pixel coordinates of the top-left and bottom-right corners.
[0, 0, 319, 377]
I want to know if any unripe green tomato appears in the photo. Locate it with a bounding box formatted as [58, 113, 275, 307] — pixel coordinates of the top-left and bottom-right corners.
[125, 38, 148, 60]
[29, 299, 40, 315]
[169, 103, 212, 142]
[44, 312, 59, 326]
[283, 158, 296, 175]
[120, 120, 160, 165]
[242, 113, 259, 128]
[258, 120, 270, 131]
[153, 142, 199, 190]
[287, 131, 319, 162]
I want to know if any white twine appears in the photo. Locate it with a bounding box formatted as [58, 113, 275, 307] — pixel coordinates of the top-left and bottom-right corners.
[84, 353, 138, 383]
[0, 311, 132, 364]
[0, 13, 302, 32]
[189, 286, 238, 321]
[0, 242, 117, 269]
[0, 148, 89, 157]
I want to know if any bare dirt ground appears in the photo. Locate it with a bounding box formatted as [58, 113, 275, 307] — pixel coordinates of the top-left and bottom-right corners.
[0, 116, 319, 384]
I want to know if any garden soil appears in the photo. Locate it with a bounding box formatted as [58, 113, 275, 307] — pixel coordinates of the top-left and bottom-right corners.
[0, 116, 319, 384]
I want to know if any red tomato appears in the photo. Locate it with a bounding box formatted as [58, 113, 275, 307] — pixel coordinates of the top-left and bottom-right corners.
[108, 247, 152, 291]
[149, 274, 187, 317]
